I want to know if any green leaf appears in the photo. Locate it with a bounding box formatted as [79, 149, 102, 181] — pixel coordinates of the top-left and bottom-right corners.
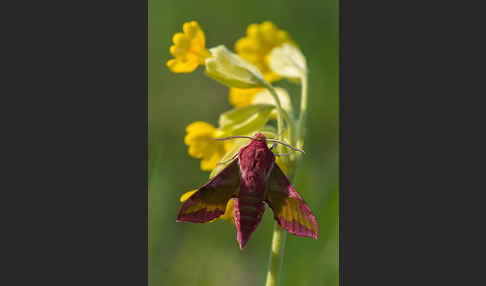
[219, 104, 275, 135]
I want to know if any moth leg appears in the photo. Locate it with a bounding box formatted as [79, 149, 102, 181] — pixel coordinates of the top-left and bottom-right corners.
[272, 152, 294, 157]
[271, 143, 287, 156]
[269, 143, 277, 151]
[270, 143, 300, 156]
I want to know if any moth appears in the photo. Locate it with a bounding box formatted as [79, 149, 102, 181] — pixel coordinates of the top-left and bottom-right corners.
[177, 132, 318, 249]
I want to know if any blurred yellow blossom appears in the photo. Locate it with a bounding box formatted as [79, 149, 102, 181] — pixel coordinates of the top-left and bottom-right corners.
[229, 87, 265, 107]
[235, 21, 295, 83]
[218, 198, 235, 224]
[184, 121, 232, 171]
[167, 21, 211, 73]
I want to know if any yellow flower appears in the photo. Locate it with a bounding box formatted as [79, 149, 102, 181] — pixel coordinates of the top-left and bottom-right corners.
[180, 190, 235, 224]
[184, 121, 231, 171]
[235, 21, 295, 83]
[218, 198, 235, 224]
[167, 21, 211, 73]
[229, 87, 265, 107]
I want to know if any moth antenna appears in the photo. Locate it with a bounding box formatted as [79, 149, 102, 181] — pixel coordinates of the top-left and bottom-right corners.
[215, 136, 305, 153]
[266, 139, 305, 154]
[214, 135, 255, 141]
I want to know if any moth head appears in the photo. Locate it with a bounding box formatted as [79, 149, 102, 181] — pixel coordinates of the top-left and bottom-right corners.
[215, 135, 305, 154]
[253, 132, 266, 142]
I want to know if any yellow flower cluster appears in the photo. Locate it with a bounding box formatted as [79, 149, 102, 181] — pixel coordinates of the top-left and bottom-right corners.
[230, 22, 294, 109]
[184, 121, 231, 171]
[167, 21, 294, 110]
[168, 20, 295, 172]
[235, 21, 294, 83]
[166, 21, 210, 73]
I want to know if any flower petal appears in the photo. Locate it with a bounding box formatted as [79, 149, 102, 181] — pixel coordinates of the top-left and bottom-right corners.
[167, 21, 210, 74]
[219, 198, 235, 224]
[184, 121, 228, 171]
[229, 87, 263, 107]
[235, 22, 294, 83]
[166, 57, 200, 73]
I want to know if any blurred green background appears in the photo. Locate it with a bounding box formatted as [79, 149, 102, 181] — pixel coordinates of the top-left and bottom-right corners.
[149, 0, 338, 285]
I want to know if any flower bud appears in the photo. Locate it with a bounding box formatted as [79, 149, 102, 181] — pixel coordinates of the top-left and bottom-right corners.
[205, 45, 267, 88]
[269, 43, 307, 79]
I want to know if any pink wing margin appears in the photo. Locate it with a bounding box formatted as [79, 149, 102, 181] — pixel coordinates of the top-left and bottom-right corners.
[177, 159, 241, 223]
[265, 164, 319, 239]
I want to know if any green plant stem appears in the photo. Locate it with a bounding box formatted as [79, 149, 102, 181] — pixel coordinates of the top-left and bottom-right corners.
[278, 108, 294, 146]
[263, 82, 287, 286]
[265, 83, 285, 143]
[297, 74, 308, 150]
[265, 222, 287, 286]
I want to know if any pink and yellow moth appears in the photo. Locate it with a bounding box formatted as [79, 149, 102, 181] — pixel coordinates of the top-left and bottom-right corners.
[177, 132, 318, 249]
